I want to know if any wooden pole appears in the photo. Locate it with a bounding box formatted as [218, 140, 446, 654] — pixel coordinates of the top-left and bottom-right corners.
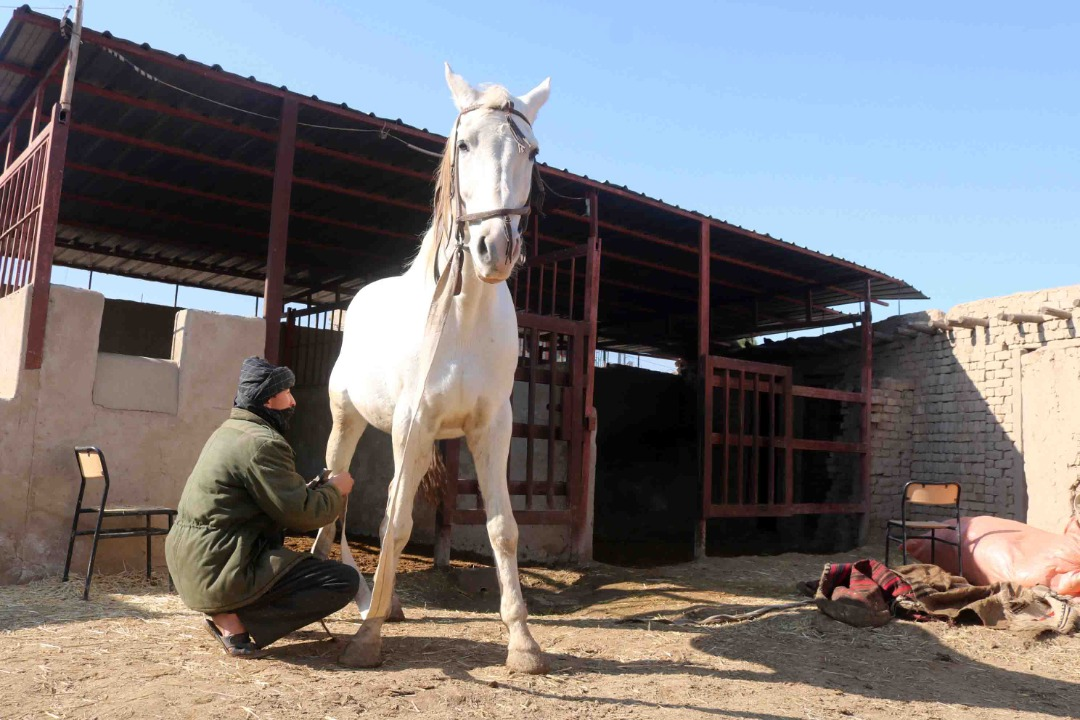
[262, 95, 298, 362]
[57, 0, 83, 120]
[947, 316, 990, 329]
[1038, 306, 1072, 320]
[996, 312, 1046, 325]
[906, 322, 940, 335]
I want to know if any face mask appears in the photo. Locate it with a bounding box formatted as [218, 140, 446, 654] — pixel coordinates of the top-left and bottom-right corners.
[264, 406, 295, 433]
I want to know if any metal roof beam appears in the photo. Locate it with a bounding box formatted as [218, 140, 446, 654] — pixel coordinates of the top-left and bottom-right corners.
[74, 83, 440, 183]
[0, 43, 66, 148]
[70, 120, 432, 214]
[69, 193, 398, 263]
[65, 161, 421, 242]
[10, 7, 918, 297]
[58, 218, 334, 286]
[550, 207, 885, 308]
[0, 60, 35, 77]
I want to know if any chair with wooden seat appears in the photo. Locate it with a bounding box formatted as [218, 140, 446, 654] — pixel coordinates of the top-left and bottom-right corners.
[885, 481, 963, 576]
[63, 446, 177, 600]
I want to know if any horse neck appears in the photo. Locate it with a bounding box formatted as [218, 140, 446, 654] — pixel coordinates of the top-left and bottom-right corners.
[408, 227, 501, 329]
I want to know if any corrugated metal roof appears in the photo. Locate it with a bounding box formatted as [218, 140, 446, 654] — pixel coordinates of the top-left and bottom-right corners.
[0, 6, 925, 356]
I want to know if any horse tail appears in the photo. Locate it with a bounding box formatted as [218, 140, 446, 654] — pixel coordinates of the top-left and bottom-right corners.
[419, 444, 448, 507]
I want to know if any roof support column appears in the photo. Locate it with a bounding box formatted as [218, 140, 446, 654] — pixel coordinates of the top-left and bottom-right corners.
[572, 190, 601, 563]
[262, 95, 298, 362]
[858, 279, 874, 542]
[23, 0, 81, 370]
[695, 220, 711, 559]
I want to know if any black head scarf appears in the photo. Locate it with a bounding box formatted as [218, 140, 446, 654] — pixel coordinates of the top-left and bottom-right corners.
[233, 356, 296, 434]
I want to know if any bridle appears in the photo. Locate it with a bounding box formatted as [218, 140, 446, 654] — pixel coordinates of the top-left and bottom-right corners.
[435, 100, 545, 291]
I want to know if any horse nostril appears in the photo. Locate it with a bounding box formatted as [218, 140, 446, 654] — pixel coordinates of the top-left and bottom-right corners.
[477, 236, 488, 259]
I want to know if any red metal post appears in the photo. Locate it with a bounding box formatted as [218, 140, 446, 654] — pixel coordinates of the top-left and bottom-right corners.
[783, 372, 794, 505]
[859, 279, 874, 541]
[571, 190, 600, 562]
[434, 439, 461, 568]
[262, 95, 298, 362]
[526, 327, 539, 508]
[24, 106, 70, 369]
[546, 330, 557, 506]
[696, 219, 711, 557]
[721, 368, 728, 505]
[767, 373, 775, 506]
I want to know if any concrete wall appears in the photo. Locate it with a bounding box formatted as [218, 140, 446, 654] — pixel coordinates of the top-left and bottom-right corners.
[1019, 344, 1080, 533]
[796, 284, 1080, 534]
[0, 285, 30, 399]
[0, 284, 264, 584]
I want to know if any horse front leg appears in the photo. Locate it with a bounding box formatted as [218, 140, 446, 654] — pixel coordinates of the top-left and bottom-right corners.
[313, 390, 368, 560]
[338, 403, 432, 668]
[468, 401, 548, 674]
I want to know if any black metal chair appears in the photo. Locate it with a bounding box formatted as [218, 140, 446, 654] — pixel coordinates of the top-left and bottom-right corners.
[885, 481, 963, 576]
[63, 446, 177, 600]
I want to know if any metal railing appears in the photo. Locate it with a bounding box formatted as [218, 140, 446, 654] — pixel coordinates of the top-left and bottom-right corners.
[0, 130, 50, 299]
[281, 301, 348, 388]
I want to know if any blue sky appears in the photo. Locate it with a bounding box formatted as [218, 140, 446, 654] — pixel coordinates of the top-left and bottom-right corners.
[48, 1, 1079, 330]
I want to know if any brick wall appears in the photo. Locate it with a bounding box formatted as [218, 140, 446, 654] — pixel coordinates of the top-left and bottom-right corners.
[814, 284, 1080, 528]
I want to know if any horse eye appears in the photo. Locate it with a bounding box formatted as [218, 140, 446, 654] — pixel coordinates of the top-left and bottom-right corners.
[457, 141, 469, 152]
[529, 147, 539, 160]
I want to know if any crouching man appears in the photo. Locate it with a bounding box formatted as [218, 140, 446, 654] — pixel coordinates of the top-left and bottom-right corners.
[166, 356, 358, 658]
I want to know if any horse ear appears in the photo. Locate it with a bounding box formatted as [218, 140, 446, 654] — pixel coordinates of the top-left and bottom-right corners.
[445, 63, 478, 111]
[517, 78, 550, 124]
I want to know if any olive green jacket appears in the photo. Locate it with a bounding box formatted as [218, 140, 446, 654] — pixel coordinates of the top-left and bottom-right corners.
[165, 408, 343, 613]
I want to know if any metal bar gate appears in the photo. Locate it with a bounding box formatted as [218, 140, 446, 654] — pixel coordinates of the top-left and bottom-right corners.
[702, 356, 867, 519]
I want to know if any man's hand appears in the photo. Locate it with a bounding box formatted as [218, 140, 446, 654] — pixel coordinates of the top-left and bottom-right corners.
[328, 471, 354, 497]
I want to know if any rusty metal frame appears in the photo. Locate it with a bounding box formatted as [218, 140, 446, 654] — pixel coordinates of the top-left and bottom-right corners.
[700, 354, 870, 526]
[262, 95, 298, 361]
[22, 105, 70, 369]
[430, 193, 601, 565]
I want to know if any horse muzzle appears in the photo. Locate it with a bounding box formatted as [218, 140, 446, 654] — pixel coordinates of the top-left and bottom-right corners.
[472, 226, 520, 283]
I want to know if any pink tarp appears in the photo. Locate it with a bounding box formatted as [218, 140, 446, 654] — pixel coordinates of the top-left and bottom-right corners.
[904, 515, 1080, 597]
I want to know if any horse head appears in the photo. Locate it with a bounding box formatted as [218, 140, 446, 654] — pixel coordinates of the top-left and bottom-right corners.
[440, 64, 550, 284]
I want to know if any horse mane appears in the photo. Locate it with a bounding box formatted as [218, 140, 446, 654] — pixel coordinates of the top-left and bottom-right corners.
[410, 85, 517, 275]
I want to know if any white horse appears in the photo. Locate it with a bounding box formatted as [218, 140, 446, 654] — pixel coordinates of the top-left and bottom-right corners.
[314, 64, 550, 674]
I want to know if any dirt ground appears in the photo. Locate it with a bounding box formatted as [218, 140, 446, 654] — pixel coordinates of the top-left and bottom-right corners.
[1, 539, 1077, 720]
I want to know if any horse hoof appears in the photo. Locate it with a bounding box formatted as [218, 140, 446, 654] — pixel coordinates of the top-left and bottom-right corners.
[387, 594, 406, 623]
[338, 637, 382, 668]
[506, 648, 548, 675]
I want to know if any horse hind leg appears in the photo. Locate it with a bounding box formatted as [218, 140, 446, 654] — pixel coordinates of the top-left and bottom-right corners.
[312, 391, 366, 560]
[468, 402, 547, 674]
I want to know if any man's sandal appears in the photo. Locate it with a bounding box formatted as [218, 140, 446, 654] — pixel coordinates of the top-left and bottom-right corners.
[204, 618, 268, 659]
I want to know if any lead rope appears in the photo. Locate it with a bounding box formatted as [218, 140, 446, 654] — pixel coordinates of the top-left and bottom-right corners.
[365, 239, 464, 619]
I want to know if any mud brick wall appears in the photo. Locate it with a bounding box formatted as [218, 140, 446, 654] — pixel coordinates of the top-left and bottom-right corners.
[802, 284, 1080, 530]
[867, 379, 914, 523]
